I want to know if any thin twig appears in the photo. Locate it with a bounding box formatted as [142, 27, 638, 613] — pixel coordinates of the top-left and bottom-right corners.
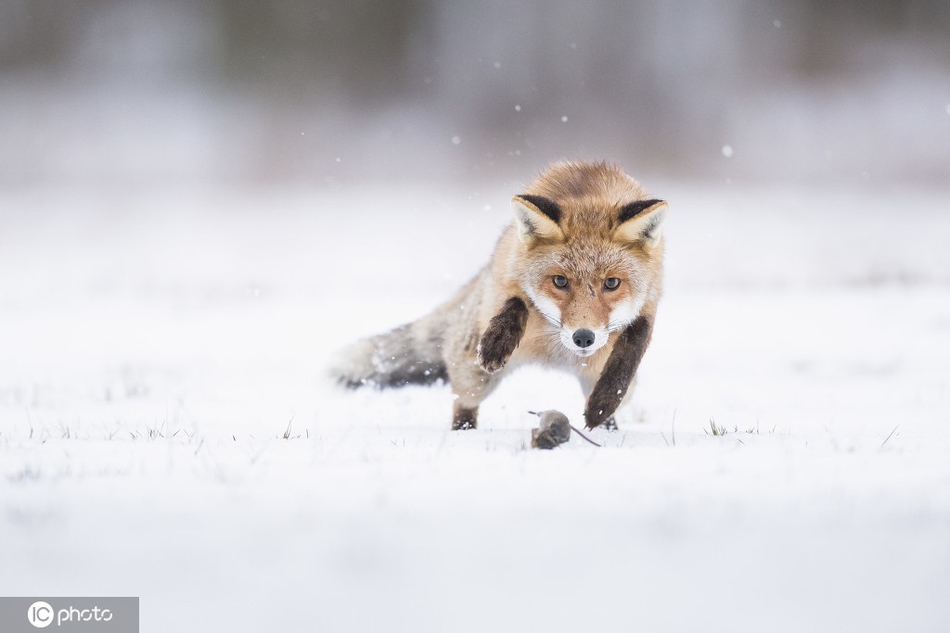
[880, 425, 899, 448]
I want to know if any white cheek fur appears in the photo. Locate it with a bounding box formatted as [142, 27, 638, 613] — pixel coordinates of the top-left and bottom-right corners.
[525, 290, 562, 327]
[608, 296, 646, 331]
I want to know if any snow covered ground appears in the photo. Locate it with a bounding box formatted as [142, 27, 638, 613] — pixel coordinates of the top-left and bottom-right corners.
[1, 180, 949, 632]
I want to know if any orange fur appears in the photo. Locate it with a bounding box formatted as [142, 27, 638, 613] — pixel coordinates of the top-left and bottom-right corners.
[332, 161, 669, 430]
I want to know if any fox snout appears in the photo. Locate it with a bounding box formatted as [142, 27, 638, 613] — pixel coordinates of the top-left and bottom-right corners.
[560, 326, 609, 357]
[572, 329, 595, 349]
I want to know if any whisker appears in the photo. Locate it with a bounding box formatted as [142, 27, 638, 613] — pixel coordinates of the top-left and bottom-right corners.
[536, 309, 561, 327]
[608, 316, 637, 331]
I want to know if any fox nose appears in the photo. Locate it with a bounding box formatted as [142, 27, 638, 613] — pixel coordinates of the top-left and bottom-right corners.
[572, 329, 596, 349]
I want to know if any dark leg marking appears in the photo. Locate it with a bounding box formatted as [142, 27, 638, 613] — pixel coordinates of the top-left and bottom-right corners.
[476, 297, 529, 373]
[452, 404, 479, 431]
[584, 316, 653, 430]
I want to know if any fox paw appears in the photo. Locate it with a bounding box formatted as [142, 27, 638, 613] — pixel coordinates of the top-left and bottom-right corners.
[476, 339, 510, 373]
[585, 415, 618, 431]
[452, 405, 478, 431]
[584, 402, 616, 430]
[475, 297, 528, 374]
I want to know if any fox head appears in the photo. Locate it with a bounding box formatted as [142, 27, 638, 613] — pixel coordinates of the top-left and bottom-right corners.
[511, 162, 668, 358]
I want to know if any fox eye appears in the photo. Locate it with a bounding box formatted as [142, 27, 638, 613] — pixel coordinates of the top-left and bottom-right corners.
[604, 277, 621, 291]
[552, 275, 569, 289]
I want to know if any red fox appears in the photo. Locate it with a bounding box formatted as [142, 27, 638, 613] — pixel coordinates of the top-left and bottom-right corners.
[332, 161, 668, 430]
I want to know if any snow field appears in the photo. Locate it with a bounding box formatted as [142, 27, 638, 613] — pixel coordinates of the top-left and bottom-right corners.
[1, 182, 948, 632]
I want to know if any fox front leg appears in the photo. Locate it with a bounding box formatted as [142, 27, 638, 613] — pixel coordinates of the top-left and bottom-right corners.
[584, 316, 654, 429]
[450, 298, 526, 430]
[476, 296, 529, 373]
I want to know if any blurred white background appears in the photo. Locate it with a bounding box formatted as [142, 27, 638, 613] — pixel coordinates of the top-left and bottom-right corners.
[2, 0, 948, 187]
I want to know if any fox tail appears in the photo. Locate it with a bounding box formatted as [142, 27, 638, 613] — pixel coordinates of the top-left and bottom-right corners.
[329, 314, 449, 389]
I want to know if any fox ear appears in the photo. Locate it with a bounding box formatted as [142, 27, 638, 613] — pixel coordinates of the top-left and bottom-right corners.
[511, 195, 565, 245]
[614, 199, 669, 248]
